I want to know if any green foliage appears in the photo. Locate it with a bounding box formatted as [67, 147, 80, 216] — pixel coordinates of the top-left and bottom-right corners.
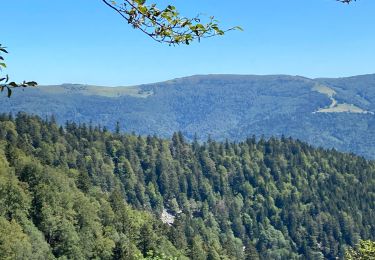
[0, 114, 183, 259]
[0, 113, 374, 259]
[0, 217, 33, 260]
[345, 240, 375, 260]
[102, 0, 352, 45]
[102, 0, 241, 45]
[0, 44, 37, 97]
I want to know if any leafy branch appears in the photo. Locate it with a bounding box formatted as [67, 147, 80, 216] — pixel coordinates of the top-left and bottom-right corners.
[0, 45, 37, 97]
[102, 0, 357, 45]
[102, 0, 242, 45]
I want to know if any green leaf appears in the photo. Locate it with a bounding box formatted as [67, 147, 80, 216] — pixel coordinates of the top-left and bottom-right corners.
[134, 0, 146, 4]
[138, 5, 147, 14]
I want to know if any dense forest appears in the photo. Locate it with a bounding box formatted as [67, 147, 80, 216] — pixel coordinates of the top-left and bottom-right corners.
[0, 113, 374, 259]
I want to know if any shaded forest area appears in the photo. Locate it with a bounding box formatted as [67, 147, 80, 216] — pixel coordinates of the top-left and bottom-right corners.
[0, 113, 374, 259]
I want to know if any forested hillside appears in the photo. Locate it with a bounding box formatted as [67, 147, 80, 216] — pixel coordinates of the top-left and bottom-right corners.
[0, 113, 374, 259]
[2, 74, 375, 158]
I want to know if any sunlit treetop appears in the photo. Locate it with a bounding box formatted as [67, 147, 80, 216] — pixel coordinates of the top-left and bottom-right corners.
[102, 0, 242, 45]
[345, 240, 375, 260]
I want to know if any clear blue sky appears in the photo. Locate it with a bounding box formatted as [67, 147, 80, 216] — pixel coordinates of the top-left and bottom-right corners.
[2, 0, 375, 86]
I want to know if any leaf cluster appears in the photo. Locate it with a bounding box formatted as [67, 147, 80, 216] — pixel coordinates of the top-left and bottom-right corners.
[0, 45, 37, 98]
[102, 0, 242, 45]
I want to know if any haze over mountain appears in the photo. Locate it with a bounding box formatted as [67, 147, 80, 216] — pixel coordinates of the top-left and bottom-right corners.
[2, 73, 375, 158]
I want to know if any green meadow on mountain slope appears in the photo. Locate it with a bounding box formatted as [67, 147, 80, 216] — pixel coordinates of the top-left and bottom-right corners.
[0, 114, 374, 259]
[2, 74, 375, 158]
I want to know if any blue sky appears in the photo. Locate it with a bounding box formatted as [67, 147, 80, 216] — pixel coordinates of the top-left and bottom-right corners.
[2, 0, 375, 86]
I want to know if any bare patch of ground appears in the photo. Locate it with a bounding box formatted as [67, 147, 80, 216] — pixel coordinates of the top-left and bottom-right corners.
[312, 84, 373, 115]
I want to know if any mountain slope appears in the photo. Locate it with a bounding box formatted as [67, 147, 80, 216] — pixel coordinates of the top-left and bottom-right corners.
[2, 74, 375, 158]
[0, 114, 374, 259]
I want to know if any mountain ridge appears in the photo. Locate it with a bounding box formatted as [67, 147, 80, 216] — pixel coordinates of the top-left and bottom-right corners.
[2, 73, 375, 158]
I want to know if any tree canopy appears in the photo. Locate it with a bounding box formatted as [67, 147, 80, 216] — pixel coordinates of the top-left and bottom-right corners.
[345, 240, 375, 259]
[0, 113, 374, 259]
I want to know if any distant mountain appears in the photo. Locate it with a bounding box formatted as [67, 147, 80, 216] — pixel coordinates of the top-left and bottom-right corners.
[2, 74, 375, 158]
